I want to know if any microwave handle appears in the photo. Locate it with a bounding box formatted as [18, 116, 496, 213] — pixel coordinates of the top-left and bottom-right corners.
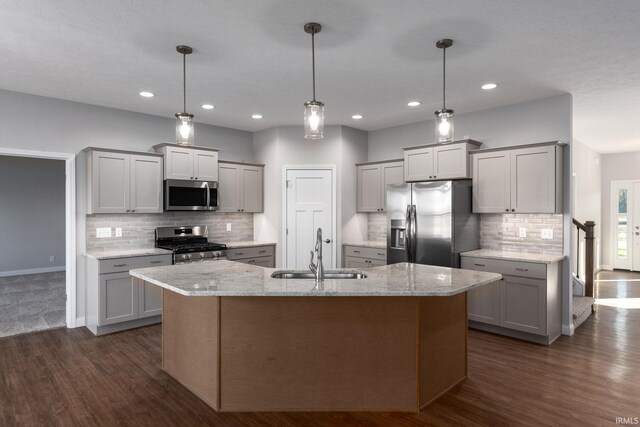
[204, 181, 211, 210]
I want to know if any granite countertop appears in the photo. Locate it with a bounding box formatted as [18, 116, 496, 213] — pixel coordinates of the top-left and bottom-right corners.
[224, 241, 276, 249]
[461, 249, 566, 264]
[130, 260, 501, 297]
[85, 247, 173, 260]
[343, 241, 386, 249]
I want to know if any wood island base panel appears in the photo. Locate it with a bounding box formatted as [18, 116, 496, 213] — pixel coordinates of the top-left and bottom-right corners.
[161, 289, 467, 412]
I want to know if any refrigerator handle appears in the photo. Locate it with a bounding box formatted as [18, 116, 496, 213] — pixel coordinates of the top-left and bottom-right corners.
[405, 205, 412, 262]
[410, 204, 417, 263]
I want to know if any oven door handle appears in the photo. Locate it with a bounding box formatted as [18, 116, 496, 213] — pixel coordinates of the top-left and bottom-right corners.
[204, 181, 211, 210]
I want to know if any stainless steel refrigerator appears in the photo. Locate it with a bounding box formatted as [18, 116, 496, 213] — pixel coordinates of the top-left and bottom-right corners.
[387, 180, 479, 268]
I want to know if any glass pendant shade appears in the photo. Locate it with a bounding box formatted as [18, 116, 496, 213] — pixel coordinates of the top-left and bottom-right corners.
[435, 108, 454, 143]
[175, 113, 194, 145]
[304, 101, 325, 140]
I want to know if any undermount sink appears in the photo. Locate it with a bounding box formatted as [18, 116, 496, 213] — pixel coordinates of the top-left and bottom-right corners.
[271, 270, 368, 279]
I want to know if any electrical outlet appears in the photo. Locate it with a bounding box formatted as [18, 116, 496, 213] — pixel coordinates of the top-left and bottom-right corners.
[96, 227, 112, 238]
[541, 229, 554, 240]
[49, 256, 55, 263]
[518, 227, 527, 238]
[226, 223, 232, 231]
[115, 228, 122, 237]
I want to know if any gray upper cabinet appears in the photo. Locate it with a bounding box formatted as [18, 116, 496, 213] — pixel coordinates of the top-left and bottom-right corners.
[194, 150, 219, 181]
[356, 160, 404, 212]
[218, 161, 264, 213]
[130, 155, 163, 213]
[403, 140, 481, 182]
[86, 149, 163, 214]
[153, 144, 219, 181]
[472, 142, 563, 214]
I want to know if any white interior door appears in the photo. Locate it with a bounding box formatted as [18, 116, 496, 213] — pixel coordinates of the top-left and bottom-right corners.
[633, 182, 640, 271]
[285, 168, 334, 269]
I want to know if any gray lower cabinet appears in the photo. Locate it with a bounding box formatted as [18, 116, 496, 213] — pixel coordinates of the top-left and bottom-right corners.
[86, 253, 172, 335]
[461, 256, 562, 345]
[227, 245, 275, 268]
[343, 245, 387, 268]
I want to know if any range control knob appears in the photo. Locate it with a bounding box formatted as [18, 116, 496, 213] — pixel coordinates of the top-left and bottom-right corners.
[186, 253, 192, 259]
[181, 254, 187, 260]
[199, 252, 205, 258]
[213, 251, 222, 258]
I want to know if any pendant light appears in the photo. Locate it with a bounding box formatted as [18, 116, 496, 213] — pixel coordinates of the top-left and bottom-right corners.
[435, 38, 454, 143]
[175, 45, 194, 145]
[303, 22, 324, 140]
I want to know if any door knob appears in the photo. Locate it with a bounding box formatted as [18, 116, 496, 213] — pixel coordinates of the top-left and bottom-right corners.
[324, 239, 331, 243]
[636, 232, 639, 236]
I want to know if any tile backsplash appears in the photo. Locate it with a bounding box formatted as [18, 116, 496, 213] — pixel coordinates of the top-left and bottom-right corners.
[367, 213, 387, 242]
[86, 212, 253, 250]
[480, 214, 563, 254]
[367, 212, 563, 254]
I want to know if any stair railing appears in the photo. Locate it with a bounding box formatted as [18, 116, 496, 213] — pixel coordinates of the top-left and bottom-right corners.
[572, 218, 595, 298]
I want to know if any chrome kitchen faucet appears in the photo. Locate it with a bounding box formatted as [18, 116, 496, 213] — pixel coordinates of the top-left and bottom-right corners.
[309, 228, 325, 282]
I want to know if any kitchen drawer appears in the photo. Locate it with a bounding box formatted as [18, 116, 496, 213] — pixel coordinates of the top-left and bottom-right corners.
[344, 246, 387, 261]
[98, 254, 172, 274]
[461, 257, 546, 280]
[227, 245, 275, 260]
[236, 256, 274, 268]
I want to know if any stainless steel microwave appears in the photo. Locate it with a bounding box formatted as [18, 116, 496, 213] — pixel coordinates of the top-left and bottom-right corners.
[164, 179, 219, 211]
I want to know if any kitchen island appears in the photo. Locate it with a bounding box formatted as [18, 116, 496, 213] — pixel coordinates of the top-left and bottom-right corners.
[130, 261, 501, 412]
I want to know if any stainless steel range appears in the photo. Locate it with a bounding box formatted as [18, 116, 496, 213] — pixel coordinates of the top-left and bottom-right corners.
[155, 225, 227, 264]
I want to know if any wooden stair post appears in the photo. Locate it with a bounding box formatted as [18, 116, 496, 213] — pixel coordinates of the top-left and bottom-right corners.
[584, 221, 595, 298]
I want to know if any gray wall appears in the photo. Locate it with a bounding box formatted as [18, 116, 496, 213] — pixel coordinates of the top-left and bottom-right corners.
[253, 125, 368, 268]
[600, 151, 640, 268]
[0, 156, 65, 274]
[0, 88, 254, 322]
[369, 95, 572, 160]
[368, 94, 574, 333]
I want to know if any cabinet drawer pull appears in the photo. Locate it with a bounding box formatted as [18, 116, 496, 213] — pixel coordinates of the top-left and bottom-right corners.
[353, 250, 360, 253]
[259, 250, 266, 254]
[149, 260, 163, 264]
[474, 263, 486, 267]
[235, 252, 244, 256]
[113, 264, 127, 267]
[515, 268, 529, 272]
[377, 253, 385, 256]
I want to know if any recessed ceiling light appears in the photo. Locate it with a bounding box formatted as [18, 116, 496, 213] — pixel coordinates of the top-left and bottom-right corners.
[352, 114, 364, 120]
[139, 91, 155, 98]
[407, 101, 421, 107]
[481, 83, 497, 90]
[251, 114, 263, 119]
[201, 104, 215, 110]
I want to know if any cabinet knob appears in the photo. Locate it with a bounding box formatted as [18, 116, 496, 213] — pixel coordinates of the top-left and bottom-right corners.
[505, 209, 509, 212]
[131, 209, 135, 212]
[126, 209, 130, 212]
[190, 177, 194, 179]
[511, 209, 515, 212]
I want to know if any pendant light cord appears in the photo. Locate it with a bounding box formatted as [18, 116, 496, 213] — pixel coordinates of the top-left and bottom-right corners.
[182, 52, 187, 113]
[311, 31, 316, 102]
[442, 46, 446, 110]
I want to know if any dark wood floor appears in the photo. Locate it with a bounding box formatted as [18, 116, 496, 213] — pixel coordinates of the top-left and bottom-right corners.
[1, 275, 639, 426]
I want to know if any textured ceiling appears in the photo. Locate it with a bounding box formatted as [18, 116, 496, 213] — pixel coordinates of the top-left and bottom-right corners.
[1, 1, 640, 153]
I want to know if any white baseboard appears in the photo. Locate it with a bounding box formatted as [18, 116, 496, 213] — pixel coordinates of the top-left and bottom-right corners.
[0, 266, 66, 278]
[599, 265, 613, 271]
[71, 316, 86, 328]
[562, 323, 575, 336]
